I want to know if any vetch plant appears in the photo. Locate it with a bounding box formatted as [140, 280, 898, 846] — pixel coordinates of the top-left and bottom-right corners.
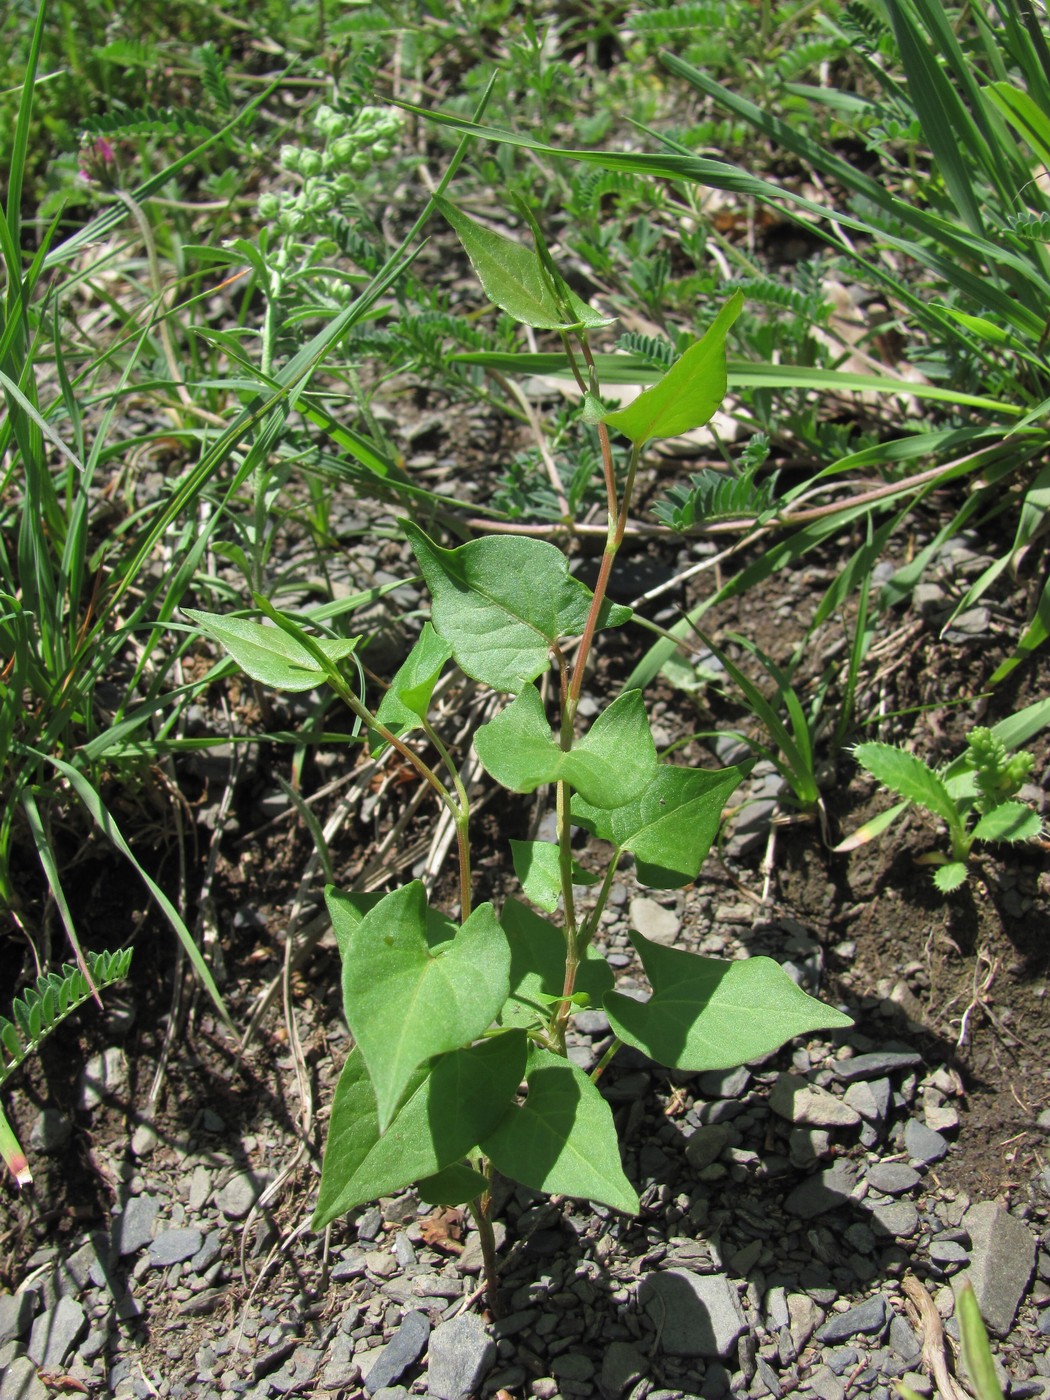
[185, 201, 851, 1307]
[838, 724, 1043, 893]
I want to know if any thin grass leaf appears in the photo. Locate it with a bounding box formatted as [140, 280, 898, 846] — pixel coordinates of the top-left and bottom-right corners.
[833, 799, 911, 853]
[21, 789, 96, 999]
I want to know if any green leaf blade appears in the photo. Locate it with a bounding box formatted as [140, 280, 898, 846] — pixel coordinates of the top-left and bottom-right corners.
[498, 899, 613, 1029]
[853, 743, 958, 827]
[510, 840, 599, 913]
[970, 802, 1042, 844]
[481, 1049, 639, 1214]
[183, 609, 359, 692]
[370, 622, 453, 755]
[341, 883, 512, 1130]
[605, 934, 852, 1072]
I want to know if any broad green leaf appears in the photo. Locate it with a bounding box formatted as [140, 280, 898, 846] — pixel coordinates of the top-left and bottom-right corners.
[183, 609, 359, 692]
[573, 764, 748, 888]
[601, 292, 742, 444]
[971, 802, 1042, 844]
[435, 196, 605, 329]
[934, 862, 969, 893]
[499, 899, 613, 1029]
[605, 933, 852, 1072]
[342, 883, 511, 1130]
[474, 686, 657, 808]
[481, 1049, 639, 1214]
[509, 840, 598, 913]
[833, 799, 910, 854]
[370, 623, 453, 756]
[312, 1033, 526, 1228]
[404, 522, 630, 692]
[853, 743, 958, 827]
[325, 886, 456, 963]
[416, 1162, 490, 1207]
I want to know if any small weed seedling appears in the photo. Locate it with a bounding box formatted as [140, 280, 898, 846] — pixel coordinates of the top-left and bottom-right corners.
[186, 200, 851, 1307]
[839, 726, 1042, 893]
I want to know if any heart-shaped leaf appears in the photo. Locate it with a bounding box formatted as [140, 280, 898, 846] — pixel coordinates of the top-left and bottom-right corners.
[404, 523, 630, 693]
[326, 886, 456, 962]
[601, 292, 742, 444]
[475, 686, 657, 807]
[498, 899, 613, 1029]
[480, 1049, 638, 1214]
[573, 763, 748, 887]
[509, 840, 599, 913]
[342, 883, 511, 1130]
[369, 622, 453, 756]
[183, 608, 359, 692]
[312, 1033, 526, 1229]
[604, 932, 852, 1072]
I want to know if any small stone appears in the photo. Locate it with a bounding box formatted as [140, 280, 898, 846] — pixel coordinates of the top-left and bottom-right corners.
[807, 1364, 845, 1400]
[0, 1356, 49, 1400]
[787, 1293, 824, 1349]
[816, 1295, 888, 1342]
[216, 1170, 275, 1221]
[600, 1341, 648, 1398]
[112, 1195, 159, 1256]
[924, 1101, 959, 1134]
[130, 1121, 159, 1157]
[28, 1109, 71, 1155]
[77, 1047, 127, 1111]
[769, 1074, 860, 1128]
[869, 1201, 919, 1238]
[639, 1269, 747, 1358]
[784, 1161, 858, 1219]
[684, 1124, 731, 1171]
[831, 1051, 923, 1082]
[0, 1292, 37, 1346]
[364, 1311, 430, 1395]
[426, 1314, 495, 1400]
[629, 897, 679, 945]
[148, 1229, 203, 1267]
[958, 1201, 1036, 1336]
[27, 1296, 86, 1369]
[866, 1163, 921, 1195]
[904, 1119, 948, 1164]
[929, 1240, 968, 1270]
[697, 1066, 750, 1099]
[888, 1313, 922, 1364]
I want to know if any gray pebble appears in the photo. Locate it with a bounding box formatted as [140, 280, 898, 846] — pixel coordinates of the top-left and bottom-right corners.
[216, 1170, 274, 1221]
[784, 1161, 858, 1219]
[427, 1313, 495, 1400]
[364, 1311, 430, 1395]
[0, 1356, 49, 1400]
[639, 1269, 747, 1358]
[959, 1200, 1036, 1336]
[112, 1194, 160, 1256]
[684, 1125, 731, 1171]
[148, 1229, 203, 1267]
[866, 1163, 921, 1195]
[27, 1295, 86, 1369]
[904, 1119, 948, 1165]
[0, 1291, 36, 1346]
[816, 1294, 887, 1342]
[888, 1313, 922, 1364]
[831, 1051, 923, 1082]
[769, 1074, 860, 1128]
[77, 1047, 127, 1111]
[600, 1341, 648, 1398]
[28, 1108, 72, 1155]
[629, 897, 680, 944]
[869, 1201, 919, 1238]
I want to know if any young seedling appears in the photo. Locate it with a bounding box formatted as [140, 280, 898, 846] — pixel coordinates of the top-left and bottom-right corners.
[838, 726, 1042, 892]
[185, 200, 851, 1308]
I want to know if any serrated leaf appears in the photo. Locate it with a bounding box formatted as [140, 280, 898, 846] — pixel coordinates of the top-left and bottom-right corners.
[435, 197, 606, 329]
[853, 743, 958, 826]
[342, 884, 511, 1130]
[370, 623, 453, 757]
[499, 899, 613, 1029]
[312, 1033, 526, 1229]
[933, 862, 969, 893]
[573, 763, 748, 888]
[416, 1162, 490, 1206]
[601, 292, 742, 444]
[604, 932, 852, 1071]
[475, 686, 657, 808]
[509, 840, 599, 913]
[971, 802, 1041, 844]
[480, 1049, 639, 1214]
[183, 608, 359, 692]
[833, 799, 911, 853]
[404, 523, 630, 692]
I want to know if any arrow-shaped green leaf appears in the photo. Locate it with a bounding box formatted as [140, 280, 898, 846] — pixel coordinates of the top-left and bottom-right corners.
[498, 898, 613, 1029]
[481, 1049, 639, 1214]
[474, 686, 657, 808]
[404, 522, 630, 693]
[605, 932, 852, 1072]
[342, 882, 511, 1130]
[183, 608, 359, 692]
[601, 292, 742, 444]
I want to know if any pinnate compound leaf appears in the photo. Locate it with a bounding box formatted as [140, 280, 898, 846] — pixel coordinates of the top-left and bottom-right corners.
[475, 686, 657, 807]
[342, 883, 511, 1130]
[853, 743, 958, 827]
[605, 932, 852, 1072]
[601, 292, 742, 444]
[183, 608, 359, 692]
[480, 1049, 639, 1214]
[573, 763, 748, 888]
[435, 197, 605, 330]
[970, 802, 1042, 844]
[416, 1162, 490, 1207]
[509, 840, 598, 913]
[370, 622, 453, 756]
[403, 523, 630, 693]
[498, 899, 613, 1029]
[312, 1033, 526, 1229]
[933, 862, 969, 894]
